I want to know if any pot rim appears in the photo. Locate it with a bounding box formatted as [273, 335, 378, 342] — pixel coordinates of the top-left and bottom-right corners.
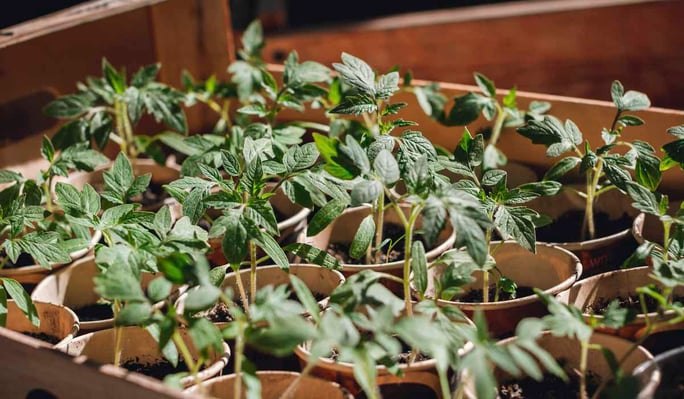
[7, 299, 79, 348]
[432, 242, 582, 310]
[66, 325, 230, 388]
[557, 266, 683, 324]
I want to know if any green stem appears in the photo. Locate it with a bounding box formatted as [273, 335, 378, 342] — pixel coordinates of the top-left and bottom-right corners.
[249, 240, 257, 306]
[579, 339, 589, 399]
[403, 205, 422, 317]
[42, 180, 53, 212]
[489, 103, 507, 148]
[278, 360, 316, 399]
[372, 191, 385, 264]
[234, 263, 251, 319]
[120, 102, 137, 160]
[113, 300, 123, 368]
[171, 330, 202, 389]
[233, 321, 246, 399]
[584, 158, 604, 241]
[113, 100, 128, 157]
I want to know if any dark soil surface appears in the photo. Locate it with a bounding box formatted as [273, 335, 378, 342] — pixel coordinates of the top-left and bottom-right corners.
[327, 222, 426, 265]
[357, 383, 438, 399]
[21, 331, 60, 345]
[585, 293, 684, 314]
[457, 286, 536, 303]
[121, 359, 189, 380]
[287, 290, 327, 304]
[133, 182, 171, 210]
[73, 303, 113, 322]
[536, 210, 632, 243]
[498, 368, 601, 399]
[205, 301, 234, 323]
[2, 252, 35, 269]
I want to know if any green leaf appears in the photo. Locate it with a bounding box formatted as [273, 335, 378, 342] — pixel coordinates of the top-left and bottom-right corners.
[412, 241, 427, 296]
[0, 285, 6, 327]
[474, 73, 496, 97]
[618, 115, 644, 126]
[494, 206, 536, 252]
[254, 230, 290, 271]
[482, 169, 507, 186]
[329, 94, 377, 115]
[382, 102, 407, 116]
[544, 157, 580, 180]
[94, 266, 146, 302]
[349, 215, 375, 259]
[0, 170, 21, 184]
[296, 61, 331, 84]
[626, 182, 659, 215]
[102, 58, 126, 94]
[41, 136, 55, 162]
[221, 216, 248, 263]
[115, 302, 152, 326]
[619, 89, 651, 112]
[333, 53, 376, 96]
[290, 275, 321, 323]
[447, 92, 485, 125]
[147, 277, 172, 303]
[307, 198, 347, 237]
[517, 116, 581, 157]
[189, 318, 224, 356]
[350, 348, 379, 399]
[43, 94, 91, 118]
[351, 180, 382, 206]
[610, 80, 624, 107]
[185, 285, 220, 312]
[3, 278, 39, 327]
[283, 143, 319, 173]
[375, 71, 399, 99]
[17, 233, 71, 267]
[283, 243, 342, 270]
[373, 150, 399, 185]
[241, 20, 264, 57]
[600, 300, 636, 329]
[131, 63, 160, 87]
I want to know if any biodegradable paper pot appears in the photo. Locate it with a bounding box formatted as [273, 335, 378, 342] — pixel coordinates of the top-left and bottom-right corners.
[63, 326, 230, 388]
[294, 343, 442, 398]
[530, 186, 638, 278]
[31, 255, 168, 333]
[5, 300, 79, 348]
[426, 242, 582, 337]
[300, 204, 455, 294]
[463, 332, 655, 398]
[0, 229, 101, 285]
[186, 371, 353, 399]
[556, 266, 684, 341]
[632, 200, 683, 248]
[634, 346, 684, 399]
[60, 158, 180, 212]
[206, 187, 310, 266]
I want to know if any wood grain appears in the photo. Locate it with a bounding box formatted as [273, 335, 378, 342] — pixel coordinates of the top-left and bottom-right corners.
[261, 0, 684, 110]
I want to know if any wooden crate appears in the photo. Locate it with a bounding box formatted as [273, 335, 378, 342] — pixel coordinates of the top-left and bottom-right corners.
[0, 0, 235, 178]
[261, 0, 684, 110]
[1, 1, 684, 397]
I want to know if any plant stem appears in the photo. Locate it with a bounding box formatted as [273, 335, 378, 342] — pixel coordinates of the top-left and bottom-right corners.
[583, 158, 604, 241]
[120, 102, 137, 160]
[113, 300, 123, 368]
[403, 205, 422, 317]
[579, 339, 589, 399]
[249, 240, 257, 304]
[372, 191, 385, 264]
[234, 264, 251, 318]
[233, 321, 246, 399]
[489, 103, 507, 148]
[278, 360, 316, 399]
[42, 180, 53, 212]
[171, 330, 202, 390]
[114, 100, 127, 157]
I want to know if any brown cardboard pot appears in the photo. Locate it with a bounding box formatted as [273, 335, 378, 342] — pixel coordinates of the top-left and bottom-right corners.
[5, 300, 79, 348]
[185, 371, 353, 398]
[556, 266, 684, 341]
[425, 242, 582, 337]
[31, 255, 171, 333]
[530, 186, 638, 279]
[0, 228, 101, 285]
[294, 343, 442, 398]
[63, 326, 230, 388]
[178, 264, 345, 372]
[300, 204, 455, 294]
[463, 332, 655, 398]
[206, 187, 310, 267]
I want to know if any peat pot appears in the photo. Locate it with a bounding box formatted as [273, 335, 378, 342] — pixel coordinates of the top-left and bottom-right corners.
[186, 371, 353, 399]
[530, 186, 639, 278]
[294, 342, 442, 398]
[425, 242, 582, 337]
[301, 204, 455, 294]
[5, 300, 79, 348]
[31, 255, 172, 333]
[557, 266, 684, 341]
[463, 332, 655, 398]
[63, 326, 230, 388]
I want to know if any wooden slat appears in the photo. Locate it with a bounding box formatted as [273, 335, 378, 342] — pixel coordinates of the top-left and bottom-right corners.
[150, 0, 235, 134]
[260, 0, 684, 110]
[0, 328, 201, 398]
